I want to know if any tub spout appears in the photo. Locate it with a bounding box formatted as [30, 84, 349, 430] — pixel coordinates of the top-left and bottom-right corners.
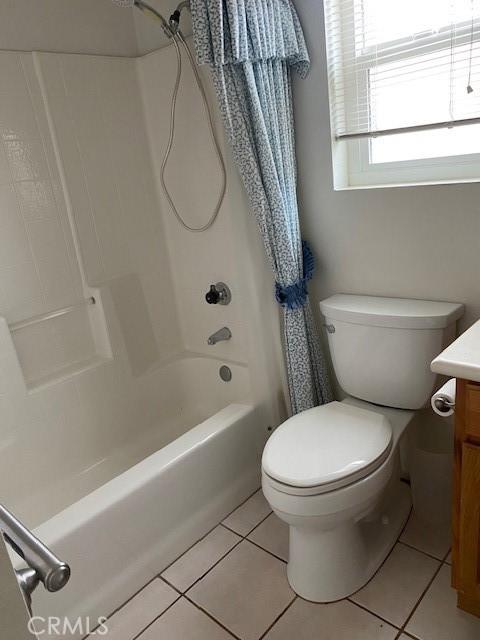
[208, 327, 232, 345]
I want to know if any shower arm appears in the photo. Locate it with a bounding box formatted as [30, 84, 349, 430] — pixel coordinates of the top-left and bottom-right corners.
[169, 1, 191, 33]
[0, 504, 71, 612]
[135, 0, 174, 38]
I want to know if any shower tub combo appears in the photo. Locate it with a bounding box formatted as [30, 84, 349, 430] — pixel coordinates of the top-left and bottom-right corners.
[3, 0, 268, 631]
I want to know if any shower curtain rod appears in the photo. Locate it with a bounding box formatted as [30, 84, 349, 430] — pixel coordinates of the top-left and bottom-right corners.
[9, 297, 96, 332]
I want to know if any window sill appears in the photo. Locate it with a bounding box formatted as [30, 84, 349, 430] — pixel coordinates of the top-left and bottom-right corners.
[334, 175, 480, 190]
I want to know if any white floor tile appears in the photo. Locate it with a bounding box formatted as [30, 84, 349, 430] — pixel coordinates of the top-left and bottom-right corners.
[351, 543, 440, 627]
[222, 490, 271, 536]
[97, 578, 178, 640]
[400, 513, 451, 560]
[162, 525, 241, 592]
[264, 598, 398, 640]
[406, 565, 480, 640]
[247, 513, 289, 561]
[188, 540, 294, 640]
[137, 598, 232, 640]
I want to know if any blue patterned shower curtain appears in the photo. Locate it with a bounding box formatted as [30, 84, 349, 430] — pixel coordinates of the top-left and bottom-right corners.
[190, 0, 332, 413]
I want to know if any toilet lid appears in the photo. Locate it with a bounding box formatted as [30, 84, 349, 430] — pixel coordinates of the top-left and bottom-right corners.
[262, 401, 393, 490]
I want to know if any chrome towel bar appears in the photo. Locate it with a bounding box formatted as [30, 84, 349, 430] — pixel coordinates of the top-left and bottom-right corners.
[9, 297, 95, 332]
[0, 503, 70, 610]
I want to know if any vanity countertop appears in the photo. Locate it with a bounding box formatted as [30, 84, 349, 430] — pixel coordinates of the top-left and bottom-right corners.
[431, 319, 480, 382]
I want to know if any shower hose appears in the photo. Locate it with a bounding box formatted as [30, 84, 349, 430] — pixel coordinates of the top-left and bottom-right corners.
[161, 31, 227, 232]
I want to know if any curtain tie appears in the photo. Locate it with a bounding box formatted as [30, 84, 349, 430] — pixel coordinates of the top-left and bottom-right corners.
[275, 241, 315, 310]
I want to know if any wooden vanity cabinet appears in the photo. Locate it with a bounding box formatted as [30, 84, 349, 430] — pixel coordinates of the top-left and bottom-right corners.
[452, 379, 480, 617]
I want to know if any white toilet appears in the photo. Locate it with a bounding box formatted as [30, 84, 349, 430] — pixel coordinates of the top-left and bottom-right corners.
[262, 294, 463, 602]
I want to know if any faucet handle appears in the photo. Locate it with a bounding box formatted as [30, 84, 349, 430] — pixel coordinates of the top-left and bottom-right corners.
[205, 282, 231, 306]
[206, 285, 220, 305]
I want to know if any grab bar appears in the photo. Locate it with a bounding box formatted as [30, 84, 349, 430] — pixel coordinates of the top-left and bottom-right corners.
[0, 504, 70, 609]
[9, 297, 95, 332]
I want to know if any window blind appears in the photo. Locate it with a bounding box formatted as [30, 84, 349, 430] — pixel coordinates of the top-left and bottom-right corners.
[324, 0, 480, 139]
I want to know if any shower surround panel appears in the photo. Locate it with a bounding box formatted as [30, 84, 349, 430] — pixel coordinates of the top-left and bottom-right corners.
[0, 50, 182, 524]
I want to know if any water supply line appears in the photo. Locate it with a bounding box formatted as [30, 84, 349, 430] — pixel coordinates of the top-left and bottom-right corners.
[111, 0, 227, 232]
[161, 30, 227, 232]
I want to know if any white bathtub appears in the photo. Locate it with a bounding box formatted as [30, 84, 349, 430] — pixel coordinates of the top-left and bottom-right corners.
[23, 357, 266, 634]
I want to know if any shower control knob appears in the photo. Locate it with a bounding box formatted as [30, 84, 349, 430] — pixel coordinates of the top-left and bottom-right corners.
[205, 282, 231, 306]
[206, 285, 220, 304]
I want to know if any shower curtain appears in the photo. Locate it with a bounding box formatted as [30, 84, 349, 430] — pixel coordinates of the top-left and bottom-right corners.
[190, 0, 332, 413]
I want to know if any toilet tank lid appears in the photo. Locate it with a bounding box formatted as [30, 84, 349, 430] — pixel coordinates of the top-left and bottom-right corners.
[320, 294, 464, 329]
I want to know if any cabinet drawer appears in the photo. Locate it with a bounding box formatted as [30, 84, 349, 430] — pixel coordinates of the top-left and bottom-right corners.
[465, 383, 480, 439]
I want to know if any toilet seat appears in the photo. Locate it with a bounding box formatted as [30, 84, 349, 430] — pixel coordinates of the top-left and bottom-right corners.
[262, 401, 393, 496]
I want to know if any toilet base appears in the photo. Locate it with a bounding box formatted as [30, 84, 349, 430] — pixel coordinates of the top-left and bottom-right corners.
[286, 481, 411, 602]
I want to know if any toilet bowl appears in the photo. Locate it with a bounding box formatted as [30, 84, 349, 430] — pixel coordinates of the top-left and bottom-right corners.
[262, 294, 464, 602]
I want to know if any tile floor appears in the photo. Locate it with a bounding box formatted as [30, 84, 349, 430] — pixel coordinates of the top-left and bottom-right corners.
[89, 490, 480, 640]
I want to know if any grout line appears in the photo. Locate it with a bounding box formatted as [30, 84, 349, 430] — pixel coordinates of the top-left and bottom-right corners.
[342, 509, 446, 636]
[441, 547, 452, 563]
[88, 491, 263, 639]
[159, 522, 233, 576]
[93, 500, 455, 640]
[347, 541, 406, 602]
[395, 631, 419, 640]
[345, 515, 446, 639]
[220, 521, 245, 536]
[130, 594, 181, 640]
[244, 536, 287, 564]
[347, 598, 401, 630]
[183, 594, 240, 640]
[220, 506, 274, 539]
[95, 498, 459, 640]
[158, 488, 261, 576]
[243, 508, 274, 537]
[159, 575, 183, 595]
[258, 596, 297, 640]
[82, 576, 161, 639]
[399, 507, 414, 538]
[223, 487, 263, 520]
[167, 537, 244, 595]
[397, 559, 445, 636]
[397, 539, 448, 563]
[222, 509, 289, 566]
[221, 503, 273, 538]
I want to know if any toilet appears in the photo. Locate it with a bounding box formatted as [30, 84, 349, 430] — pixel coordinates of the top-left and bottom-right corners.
[262, 294, 464, 602]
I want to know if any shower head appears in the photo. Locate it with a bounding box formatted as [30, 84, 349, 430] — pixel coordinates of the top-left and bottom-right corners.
[111, 0, 174, 38]
[169, 0, 191, 34]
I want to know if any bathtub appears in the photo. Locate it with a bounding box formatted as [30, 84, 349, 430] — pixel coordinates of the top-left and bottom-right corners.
[21, 356, 266, 634]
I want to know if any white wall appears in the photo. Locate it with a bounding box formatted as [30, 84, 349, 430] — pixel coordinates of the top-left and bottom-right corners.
[0, 0, 138, 56]
[293, 2, 480, 332]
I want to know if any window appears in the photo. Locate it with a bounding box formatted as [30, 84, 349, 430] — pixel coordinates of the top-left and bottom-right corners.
[324, 0, 480, 188]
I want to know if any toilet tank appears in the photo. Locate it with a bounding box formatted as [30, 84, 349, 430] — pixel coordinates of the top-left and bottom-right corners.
[320, 295, 464, 410]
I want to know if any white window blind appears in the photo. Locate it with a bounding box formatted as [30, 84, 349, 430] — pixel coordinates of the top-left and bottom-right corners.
[324, 0, 480, 139]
